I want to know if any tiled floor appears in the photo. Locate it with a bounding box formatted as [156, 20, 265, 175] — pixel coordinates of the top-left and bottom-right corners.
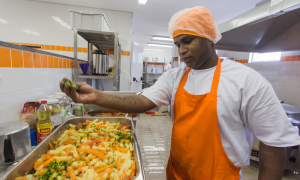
[135, 106, 300, 180]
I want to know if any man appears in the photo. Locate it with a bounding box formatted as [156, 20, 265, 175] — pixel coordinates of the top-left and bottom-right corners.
[165, 61, 172, 72]
[60, 6, 300, 180]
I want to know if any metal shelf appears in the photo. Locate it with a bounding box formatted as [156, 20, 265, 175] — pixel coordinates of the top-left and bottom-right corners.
[144, 61, 165, 64]
[73, 28, 121, 91]
[77, 29, 116, 50]
[78, 74, 114, 80]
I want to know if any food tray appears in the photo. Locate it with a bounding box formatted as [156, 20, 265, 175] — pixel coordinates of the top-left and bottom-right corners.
[1, 117, 145, 180]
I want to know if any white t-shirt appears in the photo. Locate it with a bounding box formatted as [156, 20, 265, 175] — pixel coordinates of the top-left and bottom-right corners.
[142, 60, 300, 178]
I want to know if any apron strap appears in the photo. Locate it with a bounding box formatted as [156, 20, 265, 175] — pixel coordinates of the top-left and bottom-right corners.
[210, 56, 221, 94]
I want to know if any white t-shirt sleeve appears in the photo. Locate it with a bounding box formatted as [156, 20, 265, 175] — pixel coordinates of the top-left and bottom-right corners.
[142, 71, 172, 107]
[243, 75, 300, 147]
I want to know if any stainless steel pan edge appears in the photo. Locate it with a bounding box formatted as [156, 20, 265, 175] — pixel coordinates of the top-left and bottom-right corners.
[2, 117, 145, 180]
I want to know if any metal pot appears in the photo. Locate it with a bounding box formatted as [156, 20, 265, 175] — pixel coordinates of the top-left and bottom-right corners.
[0, 121, 31, 164]
[92, 50, 108, 76]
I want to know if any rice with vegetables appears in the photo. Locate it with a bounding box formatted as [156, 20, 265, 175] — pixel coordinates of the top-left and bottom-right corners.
[15, 119, 136, 180]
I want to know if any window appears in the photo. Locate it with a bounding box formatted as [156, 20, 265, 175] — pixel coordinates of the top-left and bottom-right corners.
[249, 52, 281, 63]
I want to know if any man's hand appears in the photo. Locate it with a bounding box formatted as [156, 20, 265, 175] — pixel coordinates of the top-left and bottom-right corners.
[59, 77, 157, 113]
[60, 78, 97, 104]
[258, 142, 286, 180]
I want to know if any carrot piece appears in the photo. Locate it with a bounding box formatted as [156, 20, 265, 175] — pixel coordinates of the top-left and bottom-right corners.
[91, 156, 96, 160]
[34, 161, 44, 170]
[81, 155, 87, 161]
[86, 159, 90, 163]
[15, 177, 27, 180]
[77, 148, 105, 160]
[67, 127, 74, 135]
[44, 157, 55, 167]
[51, 169, 56, 172]
[117, 157, 121, 170]
[100, 143, 105, 147]
[95, 164, 114, 173]
[120, 171, 127, 180]
[131, 161, 136, 176]
[98, 173, 104, 180]
[75, 156, 81, 161]
[88, 137, 97, 140]
[86, 120, 92, 124]
[77, 167, 82, 173]
[99, 125, 107, 129]
[41, 154, 47, 159]
[125, 140, 130, 144]
[47, 151, 51, 160]
[100, 150, 108, 155]
[63, 139, 77, 145]
[67, 166, 77, 180]
[62, 170, 66, 173]
[48, 143, 54, 150]
[121, 158, 125, 163]
[104, 137, 109, 142]
[38, 168, 45, 176]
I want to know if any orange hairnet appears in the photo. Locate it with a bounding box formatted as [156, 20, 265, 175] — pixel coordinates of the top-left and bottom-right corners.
[168, 6, 222, 44]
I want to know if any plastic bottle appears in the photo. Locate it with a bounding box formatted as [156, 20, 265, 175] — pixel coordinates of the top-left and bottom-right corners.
[36, 100, 52, 143]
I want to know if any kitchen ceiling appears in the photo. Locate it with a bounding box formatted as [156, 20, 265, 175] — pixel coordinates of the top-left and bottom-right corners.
[29, 0, 262, 47]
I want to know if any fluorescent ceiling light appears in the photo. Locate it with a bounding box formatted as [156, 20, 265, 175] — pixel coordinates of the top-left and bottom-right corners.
[148, 43, 173, 48]
[139, 0, 147, 4]
[144, 49, 163, 51]
[152, 36, 173, 41]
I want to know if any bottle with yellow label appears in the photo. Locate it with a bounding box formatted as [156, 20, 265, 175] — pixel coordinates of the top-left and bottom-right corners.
[37, 100, 52, 143]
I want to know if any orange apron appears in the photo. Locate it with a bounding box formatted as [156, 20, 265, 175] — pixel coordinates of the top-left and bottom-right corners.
[166, 57, 241, 180]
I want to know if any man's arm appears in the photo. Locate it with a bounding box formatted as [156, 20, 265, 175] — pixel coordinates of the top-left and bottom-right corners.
[258, 142, 286, 180]
[60, 79, 156, 113]
[95, 91, 157, 113]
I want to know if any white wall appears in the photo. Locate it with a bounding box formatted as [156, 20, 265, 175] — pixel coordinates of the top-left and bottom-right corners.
[131, 42, 143, 92]
[143, 46, 173, 63]
[217, 50, 250, 60]
[0, 0, 133, 123]
[0, 62, 72, 123]
[0, 0, 133, 91]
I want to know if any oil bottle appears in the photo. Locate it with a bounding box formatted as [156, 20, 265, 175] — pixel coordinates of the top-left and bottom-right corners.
[37, 100, 52, 143]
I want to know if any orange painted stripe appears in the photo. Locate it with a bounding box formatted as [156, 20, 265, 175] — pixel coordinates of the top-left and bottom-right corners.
[45, 45, 50, 50]
[23, 52, 33, 68]
[0, 47, 11, 67]
[56, 46, 62, 51]
[41, 54, 47, 68]
[62, 59, 67, 68]
[54, 57, 58, 68]
[33, 53, 41, 68]
[48, 56, 54, 68]
[62, 46, 66, 51]
[67, 47, 72, 52]
[11, 49, 23, 68]
[51, 45, 55, 51]
[58, 58, 62, 68]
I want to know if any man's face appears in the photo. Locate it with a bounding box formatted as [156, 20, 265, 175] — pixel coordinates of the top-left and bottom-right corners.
[174, 35, 213, 69]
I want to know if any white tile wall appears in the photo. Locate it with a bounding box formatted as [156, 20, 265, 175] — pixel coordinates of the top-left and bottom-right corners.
[131, 43, 143, 92]
[0, 67, 72, 123]
[0, 0, 134, 123]
[246, 61, 300, 107]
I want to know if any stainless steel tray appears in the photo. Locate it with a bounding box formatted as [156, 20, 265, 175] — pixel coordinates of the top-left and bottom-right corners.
[2, 117, 145, 180]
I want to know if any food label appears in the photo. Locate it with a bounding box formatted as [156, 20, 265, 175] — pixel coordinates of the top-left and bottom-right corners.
[37, 126, 52, 142]
[51, 114, 63, 126]
[74, 105, 83, 116]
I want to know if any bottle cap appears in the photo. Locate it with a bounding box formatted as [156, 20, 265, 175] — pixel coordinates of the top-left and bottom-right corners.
[40, 100, 47, 104]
